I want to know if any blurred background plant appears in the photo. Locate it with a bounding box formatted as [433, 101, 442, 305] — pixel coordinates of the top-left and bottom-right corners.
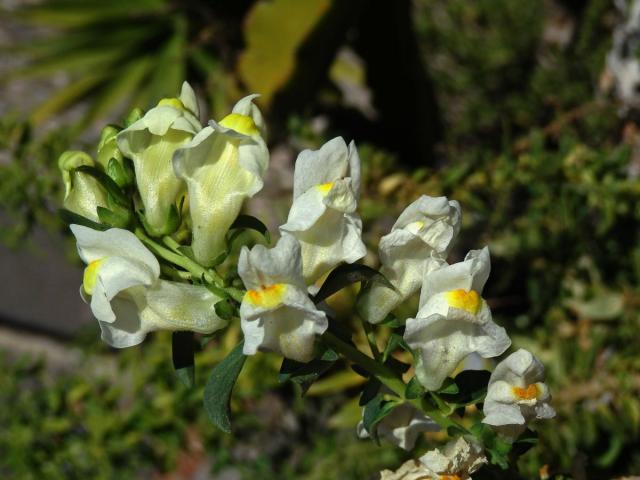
[1, 0, 640, 478]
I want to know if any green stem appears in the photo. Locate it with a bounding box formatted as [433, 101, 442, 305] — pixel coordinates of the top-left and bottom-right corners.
[135, 228, 216, 284]
[322, 330, 469, 433]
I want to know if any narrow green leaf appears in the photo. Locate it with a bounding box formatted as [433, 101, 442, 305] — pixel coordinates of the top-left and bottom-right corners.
[203, 341, 247, 433]
[437, 377, 460, 395]
[313, 264, 394, 304]
[359, 377, 381, 406]
[278, 347, 338, 395]
[471, 423, 512, 469]
[59, 208, 109, 231]
[172, 331, 195, 388]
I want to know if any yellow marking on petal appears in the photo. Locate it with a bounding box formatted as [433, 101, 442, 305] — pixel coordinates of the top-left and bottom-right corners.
[316, 182, 334, 196]
[219, 113, 259, 136]
[158, 97, 186, 111]
[405, 220, 425, 234]
[512, 384, 540, 400]
[446, 289, 481, 314]
[440, 475, 461, 480]
[83, 259, 105, 295]
[245, 283, 287, 308]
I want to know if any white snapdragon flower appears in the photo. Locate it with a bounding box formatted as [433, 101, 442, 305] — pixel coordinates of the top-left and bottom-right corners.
[356, 403, 439, 451]
[71, 225, 227, 348]
[173, 95, 269, 266]
[483, 349, 556, 439]
[279, 137, 366, 285]
[358, 195, 461, 324]
[404, 248, 511, 390]
[380, 437, 487, 480]
[238, 235, 328, 362]
[58, 151, 108, 222]
[117, 82, 201, 235]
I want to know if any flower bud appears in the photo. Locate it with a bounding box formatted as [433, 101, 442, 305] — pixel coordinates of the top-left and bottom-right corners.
[97, 125, 133, 188]
[58, 151, 108, 222]
[117, 82, 202, 236]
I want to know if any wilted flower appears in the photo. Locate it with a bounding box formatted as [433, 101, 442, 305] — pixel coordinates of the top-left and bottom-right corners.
[380, 437, 487, 480]
[238, 235, 328, 362]
[356, 403, 439, 451]
[71, 224, 227, 348]
[58, 151, 108, 222]
[404, 248, 511, 390]
[173, 95, 268, 266]
[358, 195, 461, 324]
[280, 137, 366, 285]
[483, 349, 556, 439]
[117, 82, 202, 235]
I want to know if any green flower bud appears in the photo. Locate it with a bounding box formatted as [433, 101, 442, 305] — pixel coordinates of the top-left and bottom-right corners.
[58, 151, 108, 222]
[97, 125, 134, 188]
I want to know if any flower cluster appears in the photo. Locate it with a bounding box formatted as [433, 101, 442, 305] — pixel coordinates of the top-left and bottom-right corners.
[59, 82, 555, 478]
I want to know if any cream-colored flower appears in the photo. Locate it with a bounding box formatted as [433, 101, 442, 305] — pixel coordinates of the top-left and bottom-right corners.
[358, 195, 461, 324]
[117, 82, 202, 235]
[404, 248, 511, 390]
[71, 224, 227, 348]
[280, 137, 366, 285]
[380, 437, 487, 480]
[238, 235, 328, 362]
[357, 403, 439, 451]
[173, 95, 268, 266]
[483, 349, 555, 439]
[58, 151, 108, 222]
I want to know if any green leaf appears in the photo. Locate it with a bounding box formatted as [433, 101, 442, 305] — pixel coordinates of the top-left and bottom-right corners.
[279, 347, 338, 395]
[229, 214, 271, 243]
[313, 263, 394, 304]
[378, 314, 405, 329]
[59, 208, 109, 231]
[74, 165, 128, 207]
[172, 332, 195, 388]
[204, 341, 247, 433]
[404, 377, 424, 400]
[362, 395, 398, 444]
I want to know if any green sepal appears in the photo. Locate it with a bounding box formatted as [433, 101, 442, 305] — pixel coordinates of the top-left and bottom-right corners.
[382, 332, 410, 362]
[313, 264, 395, 304]
[405, 376, 424, 400]
[278, 346, 338, 395]
[74, 165, 129, 207]
[214, 299, 237, 321]
[106, 157, 135, 188]
[59, 208, 109, 231]
[204, 341, 247, 433]
[124, 107, 144, 127]
[172, 331, 195, 388]
[96, 206, 131, 228]
[378, 314, 405, 329]
[137, 203, 180, 237]
[471, 423, 512, 469]
[362, 394, 398, 445]
[437, 377, 460, 395]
